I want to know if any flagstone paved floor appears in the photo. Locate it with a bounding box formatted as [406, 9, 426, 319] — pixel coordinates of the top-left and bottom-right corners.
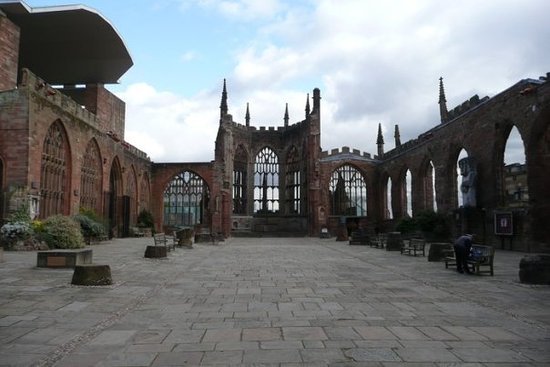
[0, 236, 549, 366]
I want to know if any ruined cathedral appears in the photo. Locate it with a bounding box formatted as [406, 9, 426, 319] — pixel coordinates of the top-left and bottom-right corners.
[1, 1, 549, 252]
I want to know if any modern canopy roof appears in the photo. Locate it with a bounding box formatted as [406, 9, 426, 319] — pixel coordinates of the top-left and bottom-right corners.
[0, 0, 133, 84]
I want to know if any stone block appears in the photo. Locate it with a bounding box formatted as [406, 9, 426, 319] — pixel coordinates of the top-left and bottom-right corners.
[144, 245, 167, 258]
[71, 264, 112, 286]
[36, 248, 93, 268]
[519, 255, 550, 284]
[385, 232, 403, 251]
[428, 242, 454, 261]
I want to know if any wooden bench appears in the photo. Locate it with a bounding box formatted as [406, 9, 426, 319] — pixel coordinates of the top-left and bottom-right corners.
[131, 227, 145, 237]
[153, 233, 176, 251]
[467, 245, 495, 275]
[445, 244, 495, 275]
[401, 238, 426, 256]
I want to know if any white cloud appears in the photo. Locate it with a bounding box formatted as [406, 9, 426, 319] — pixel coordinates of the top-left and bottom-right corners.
[123, 0, 548, 163]
[180, 50, 199, 62]
[117, 83, 219, 162]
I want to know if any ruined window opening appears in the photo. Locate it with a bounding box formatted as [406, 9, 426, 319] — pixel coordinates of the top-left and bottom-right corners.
[286, 146, 301, 214]
[426, 161, 437, 212]
[405, 169, 412, 217]
[330, 164, 367, 216]
[233, 145, 248, 214]
[385, 177, 393, 219]
[80, 140, 102, 214]
[503, 126, 528, 207]
[163, 171, 209, 227]
[40, 121, 69, 218]
[253, 147, 279, 213]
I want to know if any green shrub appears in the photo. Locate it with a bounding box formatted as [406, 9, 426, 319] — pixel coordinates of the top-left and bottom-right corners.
[415, 210, 450, 240]
[137, 209, 154, 228]
[395, 216, 417, 234]
[73, 214, 106, 242]
[41, 215, 85, 249]
[8, 203, 31, 224]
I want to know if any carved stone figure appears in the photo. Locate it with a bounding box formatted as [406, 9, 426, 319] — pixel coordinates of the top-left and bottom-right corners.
[459, 157, 477, 207]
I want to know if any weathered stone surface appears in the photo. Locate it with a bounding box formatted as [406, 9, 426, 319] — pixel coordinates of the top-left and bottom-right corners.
[385, 232, 403, 251]
[519, 255, 550, 284]
[71, 264, 112, 286]
[37, 249, 93, 268]
[144, 245, 167, 258]
[428, 242, 454, 261]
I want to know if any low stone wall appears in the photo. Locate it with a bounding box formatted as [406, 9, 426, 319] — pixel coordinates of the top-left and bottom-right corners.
[37, 248, 93, 268]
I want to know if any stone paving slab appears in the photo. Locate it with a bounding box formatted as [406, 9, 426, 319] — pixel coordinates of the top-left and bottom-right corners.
[0, 236, 549, 366]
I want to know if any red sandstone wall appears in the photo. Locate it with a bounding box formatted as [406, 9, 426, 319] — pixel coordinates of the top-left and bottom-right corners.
[0, 14, 19, 92]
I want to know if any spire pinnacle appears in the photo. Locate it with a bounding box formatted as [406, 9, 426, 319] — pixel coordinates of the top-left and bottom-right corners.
[220, 78, 228, 119]
[305, 93, 310, 117]
[377, 123, 384, 158]
[438, 77, 448, 123]
[245, 102, 250, 126]
[394, 124, 401, 147]
[284, 103, 289, 127]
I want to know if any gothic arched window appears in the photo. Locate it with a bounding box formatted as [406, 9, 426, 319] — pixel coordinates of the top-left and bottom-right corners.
[286, 146, 301, 214]
[163, 171, 209, 227]
[40, 121, 70, 218]
[80, 139, 102, 214]
[233, 145, 248, 214]
[329, 164, 367, 216]
[253, 147, 279, 213]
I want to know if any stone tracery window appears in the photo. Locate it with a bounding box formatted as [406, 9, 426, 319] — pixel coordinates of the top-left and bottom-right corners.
[330, 164, 367, 216]
[40, 121, 70, 218]
[80, 139, 102, 213]
[286, 146, 301, 214]
[232, 145, 248, 214]
[163, 171, 209, 227]
[253, 147, 279, 213]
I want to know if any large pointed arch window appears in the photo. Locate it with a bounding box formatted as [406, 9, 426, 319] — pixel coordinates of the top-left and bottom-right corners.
[254, 147, 279, 213]
[286, 146, 301, 214]
[40, 121, 70, 218]
[233, 145, 248, 214]
[330, 164, 367, 216]
[80, 139, 102, 213]
[163, 171, 209, 227]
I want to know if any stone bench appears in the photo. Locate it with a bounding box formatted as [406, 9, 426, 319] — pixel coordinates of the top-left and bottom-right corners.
[71, 264, 112, 286]
[37, 248, 93, 268]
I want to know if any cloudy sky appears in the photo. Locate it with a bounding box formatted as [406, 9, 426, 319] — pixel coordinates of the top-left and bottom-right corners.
[28, 0, 549, 163]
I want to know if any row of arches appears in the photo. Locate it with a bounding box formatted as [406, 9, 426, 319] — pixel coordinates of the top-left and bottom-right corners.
[24, 120, 151, 236]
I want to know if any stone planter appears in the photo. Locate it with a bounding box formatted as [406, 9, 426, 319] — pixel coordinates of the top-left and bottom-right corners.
[144, 245, 167, 258]
[71, 264, 112, 286]
[385, 232, 403, 251]
[519, 255, 550, 284]
[428, 242, 454, 262]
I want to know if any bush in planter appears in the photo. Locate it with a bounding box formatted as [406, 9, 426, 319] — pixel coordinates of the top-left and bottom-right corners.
[40, 215, 85, 249]
[73, 214, 106, 244]
[395, 216, 418, 235]
[137, 209, 155, 233]
[415, 210, 450, 241]
[0, 221, 33, 250]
